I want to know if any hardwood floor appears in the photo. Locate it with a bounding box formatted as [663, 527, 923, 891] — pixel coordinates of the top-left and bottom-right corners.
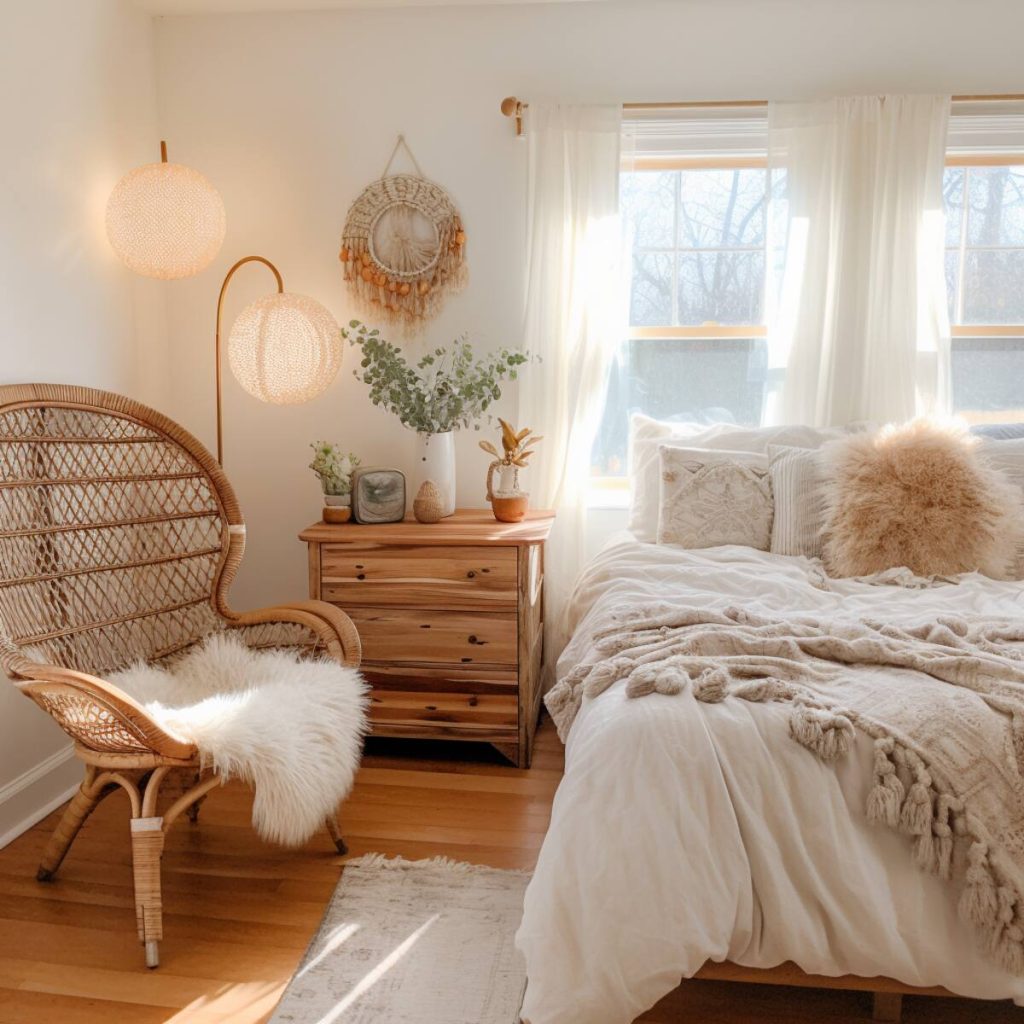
[0, 716, 1019, 1023]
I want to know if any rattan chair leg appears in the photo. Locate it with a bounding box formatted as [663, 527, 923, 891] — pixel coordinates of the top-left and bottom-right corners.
[325, 814, 348, 855]
[185, 772, 207, 824]
[37, 769, 104, 882]
[131, 816, 165, 969]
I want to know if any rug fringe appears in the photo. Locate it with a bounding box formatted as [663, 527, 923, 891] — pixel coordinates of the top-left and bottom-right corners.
[345, 853, 533, 879]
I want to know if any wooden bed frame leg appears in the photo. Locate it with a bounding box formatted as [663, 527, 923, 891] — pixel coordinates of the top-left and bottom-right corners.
[37, 769, 102, 881]
[872, 992, 903, 1022]
[326, 815, 348, 855]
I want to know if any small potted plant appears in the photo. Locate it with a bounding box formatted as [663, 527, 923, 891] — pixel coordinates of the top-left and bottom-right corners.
[479, 419, 541, 523]
[309, 442, 360, 524]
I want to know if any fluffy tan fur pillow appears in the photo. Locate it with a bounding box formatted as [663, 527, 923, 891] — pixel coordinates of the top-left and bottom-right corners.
[821, 419, 1024, 579]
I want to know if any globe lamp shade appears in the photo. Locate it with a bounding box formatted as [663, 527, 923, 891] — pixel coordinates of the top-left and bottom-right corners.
[106, 158, 226, 280]
[227, 292, 342, 405]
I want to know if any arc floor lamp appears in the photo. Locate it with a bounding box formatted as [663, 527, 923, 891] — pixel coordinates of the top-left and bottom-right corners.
[107, 141, 341, 464]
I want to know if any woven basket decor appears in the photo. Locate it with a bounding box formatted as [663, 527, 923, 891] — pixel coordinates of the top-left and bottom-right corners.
[339, 163, 467, 330]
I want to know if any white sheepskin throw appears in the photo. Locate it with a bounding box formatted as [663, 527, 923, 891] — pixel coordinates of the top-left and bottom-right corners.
[110, 634, 369, 847]
[821, 418, 1024, 579]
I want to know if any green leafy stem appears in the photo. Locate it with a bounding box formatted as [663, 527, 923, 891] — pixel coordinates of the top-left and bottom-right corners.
[342, 320, 534, 435]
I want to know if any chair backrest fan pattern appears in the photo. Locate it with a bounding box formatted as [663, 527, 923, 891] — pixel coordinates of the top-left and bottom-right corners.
[0, 385, 241, 680]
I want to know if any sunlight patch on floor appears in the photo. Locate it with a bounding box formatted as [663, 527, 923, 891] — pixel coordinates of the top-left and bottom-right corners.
[162, 980, 286, 1024]
[295, 922, 360, 979]
[314, 914, 440, 1024]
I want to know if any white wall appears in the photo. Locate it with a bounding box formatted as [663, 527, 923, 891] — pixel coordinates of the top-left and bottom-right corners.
[154, 0, 1024, 612]
[0, 0, 163, 844]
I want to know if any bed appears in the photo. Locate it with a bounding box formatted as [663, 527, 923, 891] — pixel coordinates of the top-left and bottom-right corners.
[516, 536, 1024, 1024]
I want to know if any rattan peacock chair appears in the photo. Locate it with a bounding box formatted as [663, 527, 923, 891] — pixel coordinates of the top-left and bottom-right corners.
[0, 383, 362, 968]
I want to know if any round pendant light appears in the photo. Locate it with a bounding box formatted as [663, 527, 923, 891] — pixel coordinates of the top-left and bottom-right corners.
[106, 141, 226, 280]
[227, 291, 342, 406]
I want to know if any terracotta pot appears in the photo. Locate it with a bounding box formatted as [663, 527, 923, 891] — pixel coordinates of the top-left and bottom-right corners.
[323, 494, 352, 524]
[490, 494, 529, 523]
[323, 505, 351, 524]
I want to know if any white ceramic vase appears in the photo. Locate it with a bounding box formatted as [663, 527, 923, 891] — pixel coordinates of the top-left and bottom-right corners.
[413, 431, 456, 518]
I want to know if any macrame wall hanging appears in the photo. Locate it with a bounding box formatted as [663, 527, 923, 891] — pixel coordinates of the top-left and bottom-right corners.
[339, 135, 467, 331]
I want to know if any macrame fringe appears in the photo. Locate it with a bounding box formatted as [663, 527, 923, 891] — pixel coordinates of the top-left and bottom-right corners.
[788, 703, 854, 761]
[867, 738, 905, 828]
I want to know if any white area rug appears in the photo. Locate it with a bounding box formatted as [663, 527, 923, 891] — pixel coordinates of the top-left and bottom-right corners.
[270, 855, 530, 1024]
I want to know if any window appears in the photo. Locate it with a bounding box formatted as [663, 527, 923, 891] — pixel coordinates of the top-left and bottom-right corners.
[592, 154, 1024, 485]
[592, 162, 775, 480]
[944, 162, 1024, 423]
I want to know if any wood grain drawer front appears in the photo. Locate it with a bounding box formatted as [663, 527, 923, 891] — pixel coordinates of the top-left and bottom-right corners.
[363, 665, 518, 696]
[369, 690, 518, 740]
[346, 608, 518, 668]
[321, 543, 517, 611]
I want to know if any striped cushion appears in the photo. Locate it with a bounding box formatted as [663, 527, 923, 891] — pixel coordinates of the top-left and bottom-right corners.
[768, 445, 828, 558]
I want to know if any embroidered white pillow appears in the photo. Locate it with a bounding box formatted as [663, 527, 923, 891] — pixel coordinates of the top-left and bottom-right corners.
[657, 447, 772, 550]
[768, 445, 829, 558]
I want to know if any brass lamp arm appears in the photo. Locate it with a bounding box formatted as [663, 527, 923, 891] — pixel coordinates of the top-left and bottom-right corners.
[214, 256, 284, 464]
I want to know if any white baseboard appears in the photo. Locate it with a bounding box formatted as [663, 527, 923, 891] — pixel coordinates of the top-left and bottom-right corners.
[0, 745, 82, 850]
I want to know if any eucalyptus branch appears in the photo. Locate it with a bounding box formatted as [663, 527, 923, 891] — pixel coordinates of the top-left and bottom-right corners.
[343, 320, 535, 435]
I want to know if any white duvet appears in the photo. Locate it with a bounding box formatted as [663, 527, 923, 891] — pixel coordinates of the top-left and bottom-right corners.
[516, 539, 1024, 1024]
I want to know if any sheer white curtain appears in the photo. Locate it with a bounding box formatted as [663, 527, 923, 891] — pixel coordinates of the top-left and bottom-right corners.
[766, 95, 951, 426]
[518, 103, 624, 677]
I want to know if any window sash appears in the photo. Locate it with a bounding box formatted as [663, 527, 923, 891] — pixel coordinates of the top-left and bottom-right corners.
[625, 152, 1024, 336]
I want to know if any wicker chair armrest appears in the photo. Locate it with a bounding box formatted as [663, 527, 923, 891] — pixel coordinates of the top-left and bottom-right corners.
[222, 601, 361, 668]
[11, 663, 197, 760]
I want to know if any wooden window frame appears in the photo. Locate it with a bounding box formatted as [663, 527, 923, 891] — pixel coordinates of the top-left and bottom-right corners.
[944, 153, 1024, 342]
[626, 151, 1024, 342]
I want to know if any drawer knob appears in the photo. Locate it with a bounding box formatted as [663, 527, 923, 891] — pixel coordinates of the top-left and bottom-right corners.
[468, 634, 478, 644]
[466, 570, 476, 578]
[356, 573, 366, 581]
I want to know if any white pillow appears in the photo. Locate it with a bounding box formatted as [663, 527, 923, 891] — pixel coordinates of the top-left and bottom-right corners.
[628, 413, 847, 542]
[768, 445, 828, 558]
[657, 447, 772, 550]
[981, 437, 1024, 492]
[980, 438, 1024, 578]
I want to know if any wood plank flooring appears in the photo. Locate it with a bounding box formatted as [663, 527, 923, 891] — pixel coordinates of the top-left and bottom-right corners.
[0, 716, 1019, 1023]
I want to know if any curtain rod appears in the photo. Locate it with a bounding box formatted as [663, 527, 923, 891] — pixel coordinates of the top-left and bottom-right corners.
[499, 94, 1024, 136]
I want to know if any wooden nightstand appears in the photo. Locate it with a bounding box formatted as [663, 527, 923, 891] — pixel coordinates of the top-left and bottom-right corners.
[300, 509, 554, 767]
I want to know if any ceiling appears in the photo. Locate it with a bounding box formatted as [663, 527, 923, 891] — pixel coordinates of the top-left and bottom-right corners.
[132, 0, 606, 13]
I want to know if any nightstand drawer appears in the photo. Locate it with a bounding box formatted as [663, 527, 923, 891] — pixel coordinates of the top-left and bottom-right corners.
[368, 689, 519, 741]
[345, 607, 519, 667]
[321, 543, 518, 611]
